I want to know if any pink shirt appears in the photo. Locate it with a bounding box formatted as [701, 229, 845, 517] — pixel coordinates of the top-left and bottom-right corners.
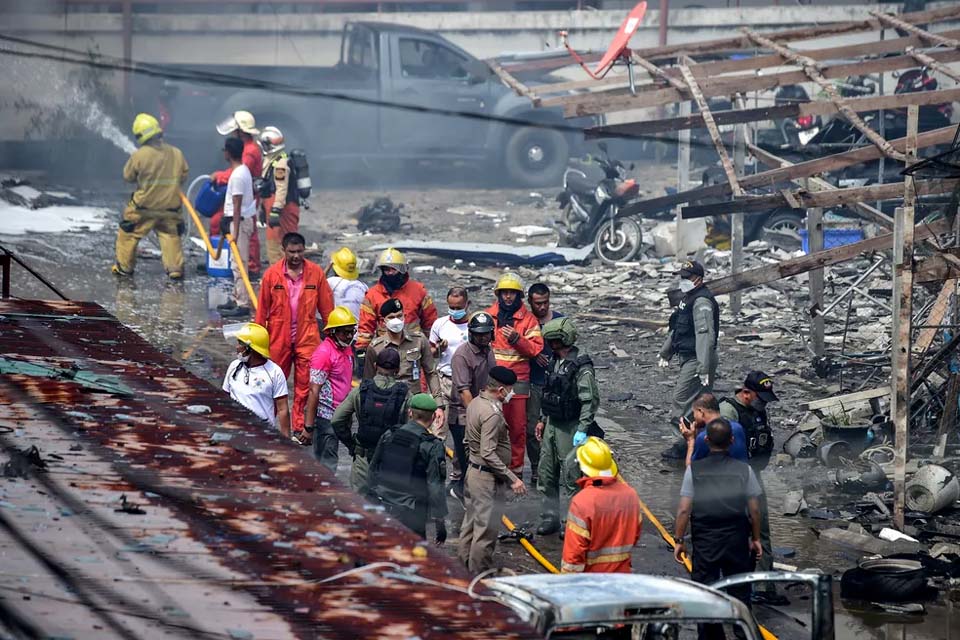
[284, 262, 305, 341]
[308, 337, 354, 419]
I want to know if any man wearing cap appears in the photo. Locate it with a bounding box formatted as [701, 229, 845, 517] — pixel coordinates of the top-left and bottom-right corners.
[458, 366, 527, 573]
[562, 437, 641, 574]
[447, 311, 497, 500]
[369, 393, 448, 545]
[331, 348, 410, 495]
[363, 298, 441, 405]
[720, 371, 780, 601]
[660, 260, 719, 458]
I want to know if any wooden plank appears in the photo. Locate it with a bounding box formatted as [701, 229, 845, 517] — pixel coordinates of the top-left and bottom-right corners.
[587, 86, 960, 136]
[678, 61, 742, 196]
[906, 47, 960, 84]
[633, 53, 687, 92]
[681, 178, 958, 219]
[705, 218, 949, 296]
[556, 48, 960, 116]
[871, 10, 960, 49]
[801, 386, 890, 411]
[914, 279, 956, 354]
[619, 125, 956, 218]
[731, 99, 746, 317]
[677, 99, 691, 256]
[488, 62, 538, 102]
[808, 203, 825, 358]
[934, 374, 960, 458]
[626, 4, 960, 61]
[742, 28, 905, 161]
[747, 142, 894, 229]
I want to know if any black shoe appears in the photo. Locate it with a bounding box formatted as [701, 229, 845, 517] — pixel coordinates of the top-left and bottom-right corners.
[536, 515, 561, 536]
[217, 300, 237, 311]
[220, 305, 250, 318]
[660, 441, 687, 459]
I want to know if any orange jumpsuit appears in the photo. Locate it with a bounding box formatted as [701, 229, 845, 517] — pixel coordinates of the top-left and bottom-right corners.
[356, 278, 438, 349]
[562, 476, 642, 573]
[485, 300, 543, 471]
[256, 258, 334, 433]
[208, 137, 262, 274]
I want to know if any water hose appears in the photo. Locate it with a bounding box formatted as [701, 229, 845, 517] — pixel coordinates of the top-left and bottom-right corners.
[501, 515, 559, 574]
[179, 190, 258, 311]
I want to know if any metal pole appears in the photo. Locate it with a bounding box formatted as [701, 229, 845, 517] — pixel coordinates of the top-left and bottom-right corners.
[807, 203, 825, 358]
[731, 99, 745, 316]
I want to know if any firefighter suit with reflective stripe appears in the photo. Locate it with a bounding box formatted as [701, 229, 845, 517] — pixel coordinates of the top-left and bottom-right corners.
[255, 258, 335, 432]
[561, 475, 642, 573]
[485, 300, 543, 471]
[114, 140, 189, 275]
[356, 279, 438, 350]
[261, 152, 300, 265]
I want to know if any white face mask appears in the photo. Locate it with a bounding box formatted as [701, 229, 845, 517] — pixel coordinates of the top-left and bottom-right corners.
[385, 317, 405, 334]
[503, 390, 515, 404]
[679, 279, 696, 293]
[239, 352, 252, 363]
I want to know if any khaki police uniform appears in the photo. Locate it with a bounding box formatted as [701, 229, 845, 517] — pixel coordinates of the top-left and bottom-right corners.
[458, 391, 518, 573]
[363, 331, 441, 403]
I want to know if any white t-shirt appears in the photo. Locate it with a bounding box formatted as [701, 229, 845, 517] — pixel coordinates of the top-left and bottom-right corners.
[222, 358, 289, 427]
[224, 164, 257, 219]
[429, 315, 470, 377]
[328, 276, 369, 321]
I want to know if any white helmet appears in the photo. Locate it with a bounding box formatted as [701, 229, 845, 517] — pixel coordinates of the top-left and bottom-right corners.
[216, 110, 259, 136]
[259, 126, 285, 153]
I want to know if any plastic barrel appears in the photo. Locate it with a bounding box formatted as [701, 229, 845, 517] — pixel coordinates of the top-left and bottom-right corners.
[207, 236, 233, 278]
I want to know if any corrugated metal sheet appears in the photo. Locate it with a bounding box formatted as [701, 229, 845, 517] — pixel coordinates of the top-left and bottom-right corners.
[0, 299, 537, 639]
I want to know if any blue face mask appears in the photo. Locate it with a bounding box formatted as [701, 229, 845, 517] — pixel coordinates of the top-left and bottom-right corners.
[449, 308, 467, 320]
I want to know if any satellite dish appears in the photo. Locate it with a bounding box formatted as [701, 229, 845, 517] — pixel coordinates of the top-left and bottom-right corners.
[562, 1, 648, 81]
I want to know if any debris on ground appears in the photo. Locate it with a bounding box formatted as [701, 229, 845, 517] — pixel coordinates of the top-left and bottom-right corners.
[356, 197, 404, 234]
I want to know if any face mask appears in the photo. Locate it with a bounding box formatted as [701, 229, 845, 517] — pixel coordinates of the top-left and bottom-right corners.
[752, 398, 767, 412]
[449, 308, 467, 321]
[503, 390, 515, 404]
[334, 332, 356, 349]
[380, 271, 408, 292]
[385, 317, 405, 334]
[239, 350, 252, 363]
[679, 279, 696, 293]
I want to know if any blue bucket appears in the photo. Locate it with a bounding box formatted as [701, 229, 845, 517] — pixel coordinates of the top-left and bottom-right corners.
[207, 236, 233, 278]
[800, 228, 863, 254]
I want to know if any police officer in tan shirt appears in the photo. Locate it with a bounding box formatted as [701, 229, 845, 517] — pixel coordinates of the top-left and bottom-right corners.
[458, 366, 527, 573]
[363, 298, 442, 405]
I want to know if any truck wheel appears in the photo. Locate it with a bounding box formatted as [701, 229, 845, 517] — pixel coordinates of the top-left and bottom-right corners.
[761, 209, 805, 251]
[504, 127, 569, 188]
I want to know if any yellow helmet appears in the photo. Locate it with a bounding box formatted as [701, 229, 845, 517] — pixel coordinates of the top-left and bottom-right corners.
[132, 113, 162, 145]
[576, 436, 619, 478]
[375, 248, 407, 274]
[494, 272, 524, 293]
[236, 322, 270, 359]
[324, 305, 358, 331]
[331, 247, 360, 280]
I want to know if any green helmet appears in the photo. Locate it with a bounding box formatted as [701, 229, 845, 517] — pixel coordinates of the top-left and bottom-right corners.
[542, 317, 577, 347]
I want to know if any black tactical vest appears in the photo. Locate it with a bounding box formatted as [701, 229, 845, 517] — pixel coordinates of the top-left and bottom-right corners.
[669, 285, 719, 357]
[376, 424, 428, 500]
[691, 453, 751, 529]
[721, 397, 774, 464]
[356, 379, 408, 449]
[542, 349, 593, 422]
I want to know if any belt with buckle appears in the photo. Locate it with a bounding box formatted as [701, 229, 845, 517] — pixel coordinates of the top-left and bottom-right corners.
[469, 462, 495, 473]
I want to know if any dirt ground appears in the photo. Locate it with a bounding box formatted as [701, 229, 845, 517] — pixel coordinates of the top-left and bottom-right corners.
[2, 165, 958, 639]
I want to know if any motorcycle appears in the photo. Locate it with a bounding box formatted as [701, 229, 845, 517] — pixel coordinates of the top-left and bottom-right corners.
[555, 142, 643, 264]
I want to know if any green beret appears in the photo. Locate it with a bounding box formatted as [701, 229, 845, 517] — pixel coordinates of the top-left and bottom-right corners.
[410, 393, 437, 412]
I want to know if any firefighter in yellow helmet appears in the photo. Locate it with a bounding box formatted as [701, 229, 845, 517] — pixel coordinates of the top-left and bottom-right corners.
[112, 113, 189, 279]
[326, 246, 369, 322]
[222, 323, 291, 436]
[355, 247, 438, 350]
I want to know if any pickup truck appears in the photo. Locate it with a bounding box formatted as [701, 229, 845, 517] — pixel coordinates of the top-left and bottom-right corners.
[156, 21, 588, 187]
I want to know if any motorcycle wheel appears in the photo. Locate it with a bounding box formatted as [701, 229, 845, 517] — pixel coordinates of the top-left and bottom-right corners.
[594, 218, 642, 264]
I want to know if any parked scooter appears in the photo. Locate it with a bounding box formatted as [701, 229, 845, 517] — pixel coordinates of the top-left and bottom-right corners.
[555, 142, 642, 264]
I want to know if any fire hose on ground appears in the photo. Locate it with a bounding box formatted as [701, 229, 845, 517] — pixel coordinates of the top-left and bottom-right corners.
[179, 191, 258, 311]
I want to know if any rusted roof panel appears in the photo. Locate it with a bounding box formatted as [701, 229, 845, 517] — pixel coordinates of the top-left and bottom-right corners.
[0, 299, 537, 639]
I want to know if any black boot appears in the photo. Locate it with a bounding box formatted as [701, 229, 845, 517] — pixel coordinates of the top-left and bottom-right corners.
[536, 513, 561, 536]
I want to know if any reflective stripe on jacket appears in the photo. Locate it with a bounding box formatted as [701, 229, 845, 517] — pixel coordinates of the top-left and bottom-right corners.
[561, 475, 642, 574]
[484, 301, 543, 396]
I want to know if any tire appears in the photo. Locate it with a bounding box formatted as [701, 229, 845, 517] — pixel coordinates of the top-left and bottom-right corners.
[761, 209, 805, 251]
[503, 126, 569, 188]
[594, 217, 642, 264]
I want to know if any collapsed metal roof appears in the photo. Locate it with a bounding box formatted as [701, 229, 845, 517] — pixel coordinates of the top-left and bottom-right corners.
[0, 299, 536, 639]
